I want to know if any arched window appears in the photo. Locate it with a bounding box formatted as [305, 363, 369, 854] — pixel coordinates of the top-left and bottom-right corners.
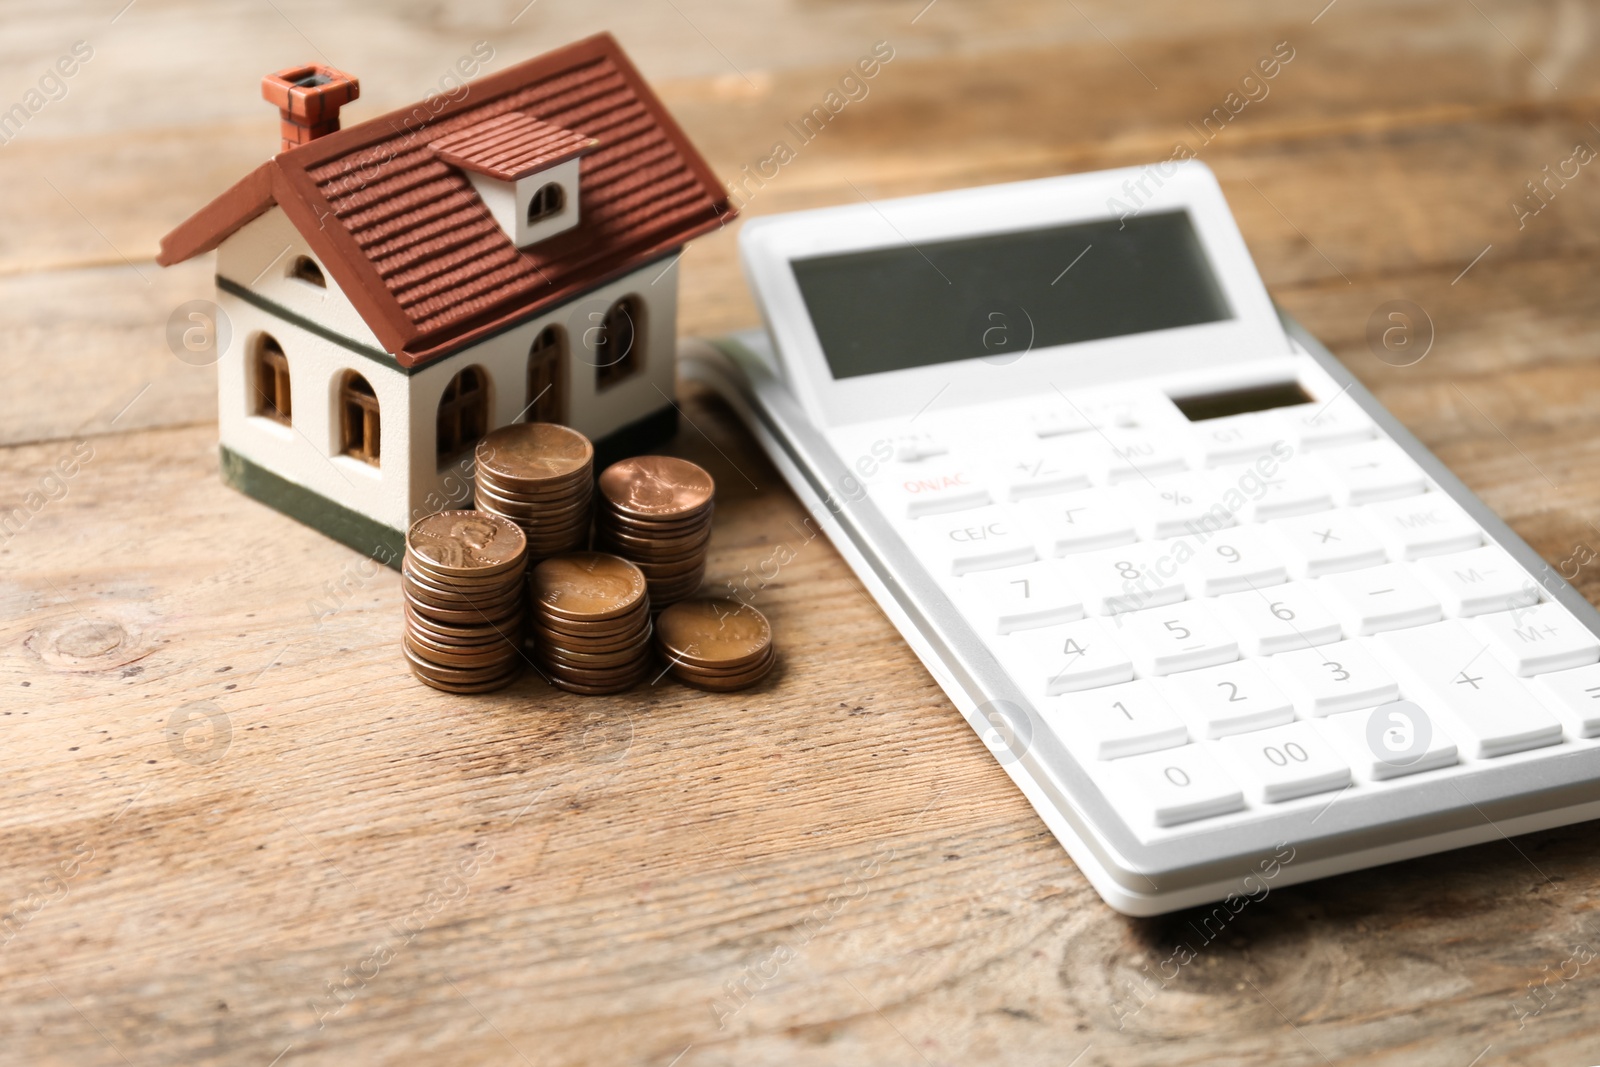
[526, 182, 564, 225]
[339, 371, 380, 466]
[594, 296, 643, 390]
[526, 326, 566, 423]
[437, 366, 490, 462]
[254, 333, 291, 425]
[290, 255, 326, 287]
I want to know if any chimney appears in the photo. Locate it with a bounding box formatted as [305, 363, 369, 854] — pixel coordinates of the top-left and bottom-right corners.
[261, 64, 360, 153]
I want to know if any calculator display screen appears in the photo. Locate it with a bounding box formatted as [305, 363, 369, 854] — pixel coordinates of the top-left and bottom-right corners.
[790, 210, 1232, 379]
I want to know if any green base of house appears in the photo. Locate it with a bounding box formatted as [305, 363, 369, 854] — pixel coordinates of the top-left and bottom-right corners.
[220, 445, 409, 567]
[218, 404, 681, 570]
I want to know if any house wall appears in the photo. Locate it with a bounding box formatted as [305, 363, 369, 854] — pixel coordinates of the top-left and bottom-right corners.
[210, 205, 682, 539]
[216, 208, 384, 351]
[466, 156, 583, 247]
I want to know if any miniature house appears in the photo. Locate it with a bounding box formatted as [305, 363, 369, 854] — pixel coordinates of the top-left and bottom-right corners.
[157, 35, 736, 564]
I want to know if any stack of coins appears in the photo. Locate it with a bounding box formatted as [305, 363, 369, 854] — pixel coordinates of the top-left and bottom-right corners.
[655, 598, 776, 691]
[594, 456, 714, 607]
[473, 423, 594, 560]
[529, 552, 653, 694]
[402, 511, 527, 693]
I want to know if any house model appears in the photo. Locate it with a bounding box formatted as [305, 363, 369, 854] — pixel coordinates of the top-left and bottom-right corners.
[158, 34, 736, 564]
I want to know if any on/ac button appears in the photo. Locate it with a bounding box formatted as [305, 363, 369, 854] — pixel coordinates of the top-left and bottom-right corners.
[881, 465, 992, 518]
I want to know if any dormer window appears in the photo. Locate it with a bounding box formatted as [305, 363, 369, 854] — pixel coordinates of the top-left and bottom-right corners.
[290, 255, 326, 287]
[527, 183, 565, 225]
[430, 111, 597, 249]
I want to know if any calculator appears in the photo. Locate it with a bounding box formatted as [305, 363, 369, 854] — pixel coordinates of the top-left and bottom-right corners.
[682, 162, 1600, 915]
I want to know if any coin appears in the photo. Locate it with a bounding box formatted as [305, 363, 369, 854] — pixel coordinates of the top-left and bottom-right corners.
[671, 652, 776, 692]
[545, 669, 648, 696]
[407, 511, 527, 577]
[475, 423, 593, 486]
[531, 553, 648, 621]
[656, 598, 773, 670]
[656, 598, 770, 664]
[598, 456, 714, 520]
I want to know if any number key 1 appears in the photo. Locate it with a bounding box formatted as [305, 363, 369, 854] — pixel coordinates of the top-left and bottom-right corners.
[1044, 679, 1189, 760]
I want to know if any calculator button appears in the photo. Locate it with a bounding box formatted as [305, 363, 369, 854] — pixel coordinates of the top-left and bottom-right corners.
[1265, 640, 1400, 716]
[1313, 440, 1428, 505]
[1232, 461, 1337, 523]
[991, 449, 1093, 501]
[892, 433, 948, 462]
[1162, 660, 1296, 738]
[883, 463, 991, 518]
[1089, 430, 1188, 484]
[1094, 746, 1245, 827]
[1268, 509, 1388, 577]
[1416, 546, 1540, 617]
[1185, 527, 1289, 596]
[1213, 583, 1342, 656]
[1119, 473, 1235, 539]
[1318, 563, 1442, 635]
[1031, 408, 1097, 437]
[1044, 680, 1188, 760]
[1120, 602, 1240, 675]
[1475, 602, 1600, 676]
[914, 506, 1036, 575]
[1061, 548, 1186, 615]
[1321, 703, 1459, 781]
[1003, 617, 1135, 695]
[1361, 495, 1482, 560]
[1217, 722, 1351, 802]
[1279, 401, 1377, 451]
[1378, 621, 1564, 758]
[1186, 415, 1287, 468]
[1029, 490, 1138, 556]
[1534, 663, 1600, 737]
[957, 560, 1084, 634]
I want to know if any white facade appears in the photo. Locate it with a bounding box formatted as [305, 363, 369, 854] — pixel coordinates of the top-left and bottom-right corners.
[213, 205, 679, 535]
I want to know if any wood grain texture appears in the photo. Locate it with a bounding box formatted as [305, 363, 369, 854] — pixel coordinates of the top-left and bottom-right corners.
[4, 1, 1600, 1064]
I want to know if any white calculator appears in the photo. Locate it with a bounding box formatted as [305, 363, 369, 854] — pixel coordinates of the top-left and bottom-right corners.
[683, 162, 1600, 915]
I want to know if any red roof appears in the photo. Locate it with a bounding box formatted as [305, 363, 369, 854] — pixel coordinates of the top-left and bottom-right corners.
[157, 34, 735, 368]
[429, 112, 598, 181]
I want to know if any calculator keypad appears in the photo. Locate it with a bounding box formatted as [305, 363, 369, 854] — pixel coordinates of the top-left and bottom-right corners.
[848, 389, 1600, 838]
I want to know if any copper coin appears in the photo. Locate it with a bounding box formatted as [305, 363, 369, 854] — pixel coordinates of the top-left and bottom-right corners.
[535, 621, 653, 656]
[545, 670, 646, 696]
[405, 592, 523, 626]
[410, 665, 522, 694]
[402, 573, 524, 611]
[533, 617, 650, 649]
[531, 553, 648, 621]
[405, 605, 524, 645]
[404, 558, 524, 593]
[668, 643, 776, 678]
[406, 511, 527, 577]
[404, 643, 524, 684]
[533, 600, 649, 636]
[671, 653, 776, 692]
[655, 598, 771, 667]
[474, 474, 592, 503]
[539, 640, 652, 670]
[405, 636, 520, 670]
[474, 483, 592, 514]
[595, 526, 712, 556]
[405, 626, 515, 660]
[597, 501, 714, 530]
[598, 456, 714, 521]
[475, 423, 593, 486]
[597, 510, 713, 542]
[547, 662, 652, 687]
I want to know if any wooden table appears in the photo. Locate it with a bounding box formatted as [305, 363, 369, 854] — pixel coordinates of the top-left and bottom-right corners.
[5, 2, 1600, 1063]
